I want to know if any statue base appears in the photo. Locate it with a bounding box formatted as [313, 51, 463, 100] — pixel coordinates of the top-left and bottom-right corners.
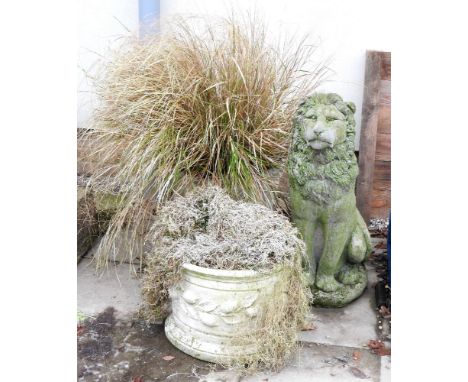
[312, 264, 368, 308]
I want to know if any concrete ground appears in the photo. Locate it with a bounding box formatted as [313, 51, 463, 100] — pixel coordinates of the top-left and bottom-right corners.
[78, 238, 390, 382]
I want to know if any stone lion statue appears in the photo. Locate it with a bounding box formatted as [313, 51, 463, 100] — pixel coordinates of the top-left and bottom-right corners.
[287, 93, 372, 307]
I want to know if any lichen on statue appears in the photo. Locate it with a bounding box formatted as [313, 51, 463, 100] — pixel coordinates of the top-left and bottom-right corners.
[287, 93, 372, 307]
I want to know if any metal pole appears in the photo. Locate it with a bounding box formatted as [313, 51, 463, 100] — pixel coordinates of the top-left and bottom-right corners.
[138, 0, 160, 38]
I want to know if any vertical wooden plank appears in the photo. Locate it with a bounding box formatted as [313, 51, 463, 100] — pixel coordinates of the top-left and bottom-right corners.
[380, 52, 391, 80]
[371, 52, 391, 219]
[356, 51, 382, 222]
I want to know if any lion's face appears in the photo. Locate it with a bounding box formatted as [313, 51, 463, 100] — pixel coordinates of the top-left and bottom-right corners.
[289, 93, 358, 203]
[300, 104, 348, 150]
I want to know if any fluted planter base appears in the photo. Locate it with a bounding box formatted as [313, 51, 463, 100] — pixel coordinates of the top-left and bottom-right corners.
[164, 263, 283, 363]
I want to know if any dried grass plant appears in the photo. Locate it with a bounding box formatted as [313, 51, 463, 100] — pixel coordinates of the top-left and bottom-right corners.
[140, 186, 311, 372]
[82, 14, 326, 267]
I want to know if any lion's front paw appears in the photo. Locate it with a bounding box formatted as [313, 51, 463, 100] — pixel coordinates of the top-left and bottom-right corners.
[337, 264, 363, 285]
[315, 274, 341, 292]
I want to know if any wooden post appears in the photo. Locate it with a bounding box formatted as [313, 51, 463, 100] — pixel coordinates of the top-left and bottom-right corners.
[356, 51, 382, 223]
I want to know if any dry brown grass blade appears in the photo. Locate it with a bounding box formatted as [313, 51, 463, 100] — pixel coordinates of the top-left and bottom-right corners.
[81, 14, 326, 267]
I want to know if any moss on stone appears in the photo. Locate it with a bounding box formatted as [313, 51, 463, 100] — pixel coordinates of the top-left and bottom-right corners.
[287, 93, 372, 308]
[77, 186, 98, 260]
[93, 192, 123, 234]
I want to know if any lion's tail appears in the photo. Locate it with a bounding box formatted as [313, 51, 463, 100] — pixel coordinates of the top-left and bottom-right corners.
[347, 210, 373, 264]
[356, 210, 372, 260]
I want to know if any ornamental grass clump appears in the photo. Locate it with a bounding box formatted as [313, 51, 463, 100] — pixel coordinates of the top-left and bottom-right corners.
[141, 186, 311, 371]
[82, 14, 325, 267]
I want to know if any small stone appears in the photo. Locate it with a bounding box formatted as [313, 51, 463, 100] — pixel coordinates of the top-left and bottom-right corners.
[352, 351, 362, 362]
[349, 367, 369, 379]
[201, 371, 241, 382]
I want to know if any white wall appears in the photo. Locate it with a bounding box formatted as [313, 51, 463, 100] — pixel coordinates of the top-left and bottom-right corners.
[77, 0, 138, 128]
[78, 0, 391, 148]
[160, 0, 392, 148]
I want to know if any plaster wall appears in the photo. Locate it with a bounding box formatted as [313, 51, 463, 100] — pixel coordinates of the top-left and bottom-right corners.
[77, 0, 392, 148]
[160, 0, 392, 148]
[77, 0, 139, 127]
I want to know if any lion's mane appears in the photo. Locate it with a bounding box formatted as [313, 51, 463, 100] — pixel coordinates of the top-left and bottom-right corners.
[287, 93, 358, 204]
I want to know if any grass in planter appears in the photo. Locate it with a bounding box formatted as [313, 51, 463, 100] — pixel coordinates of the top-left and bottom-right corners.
[141, 186, 311, 372]
[82, 14, 326, 268]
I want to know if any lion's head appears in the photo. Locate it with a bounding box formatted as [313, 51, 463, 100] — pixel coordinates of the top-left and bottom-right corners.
[294, 93, 356, 150]
[288, 93, 358, 203]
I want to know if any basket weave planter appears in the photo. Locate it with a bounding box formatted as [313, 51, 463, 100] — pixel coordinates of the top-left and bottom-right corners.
[165, 263, 283, 363]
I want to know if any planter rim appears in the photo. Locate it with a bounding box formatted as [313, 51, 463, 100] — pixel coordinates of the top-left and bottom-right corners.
[182, 262, 282, 279]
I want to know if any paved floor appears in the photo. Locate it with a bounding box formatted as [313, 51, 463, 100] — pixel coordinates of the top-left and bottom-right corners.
[78, 238, 390, 381]
[78, 257, 142, 321]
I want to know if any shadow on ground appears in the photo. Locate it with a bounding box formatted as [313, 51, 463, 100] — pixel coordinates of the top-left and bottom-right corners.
[77, 307, 218, 381]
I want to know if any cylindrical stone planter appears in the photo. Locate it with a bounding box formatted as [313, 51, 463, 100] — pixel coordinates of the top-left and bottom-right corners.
[164, 263, 283, 363]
